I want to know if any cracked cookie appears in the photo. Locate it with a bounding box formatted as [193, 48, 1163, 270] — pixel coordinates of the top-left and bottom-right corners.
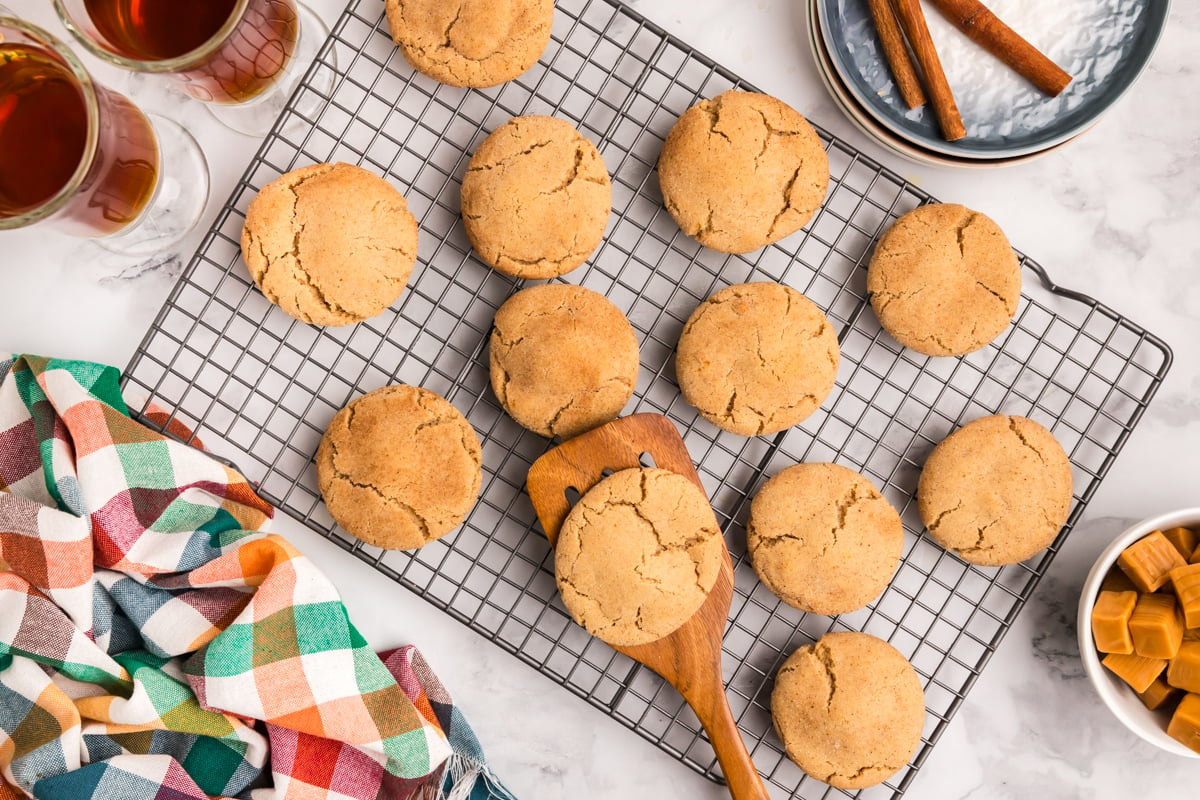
[772, 632, 925, 789]
[554, 467, 724, 646]
[657, 90, 829, 254]
[675, 282, 840, 436]
[917, 414, 1072, 566]
[316, 385, 482, 550]
[748, 463, 902, 615]
[489, 283, 638, 439]
[461, 116, 611, 279]
[241, 163, 418, 327]
[385, 0, 553, 88]
[867, 203, 1020, 357]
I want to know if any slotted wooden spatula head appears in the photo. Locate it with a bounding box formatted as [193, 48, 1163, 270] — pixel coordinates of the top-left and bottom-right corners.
[527, 414, 768, 800]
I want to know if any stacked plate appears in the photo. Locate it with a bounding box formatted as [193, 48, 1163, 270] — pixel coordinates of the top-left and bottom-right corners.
[805, 0, 1169, 168]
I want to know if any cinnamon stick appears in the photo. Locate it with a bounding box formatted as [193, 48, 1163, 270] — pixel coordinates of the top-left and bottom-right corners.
[926, 0, 1072, 97]
[867, 0, 926, 109]
[890, 0, 966, 141]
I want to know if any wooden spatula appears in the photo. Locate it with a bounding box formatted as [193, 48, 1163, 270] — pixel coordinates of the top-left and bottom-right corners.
[527, 413, 770, 800]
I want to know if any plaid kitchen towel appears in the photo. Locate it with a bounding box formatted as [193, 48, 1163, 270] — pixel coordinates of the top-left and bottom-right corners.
[0, 355, 516, 800]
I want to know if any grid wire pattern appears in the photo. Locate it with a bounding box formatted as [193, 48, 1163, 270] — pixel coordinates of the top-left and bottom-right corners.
[123, 1, 1172, 797]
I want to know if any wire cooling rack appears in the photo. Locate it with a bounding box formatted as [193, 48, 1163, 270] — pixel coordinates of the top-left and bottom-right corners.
[123, 0, 1172, 797]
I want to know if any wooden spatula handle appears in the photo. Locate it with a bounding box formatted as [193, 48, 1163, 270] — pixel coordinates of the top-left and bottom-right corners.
[686, 675, 770, 800]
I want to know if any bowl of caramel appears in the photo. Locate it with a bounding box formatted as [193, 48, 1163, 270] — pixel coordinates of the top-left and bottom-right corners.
[1077, 508, 1200, 758]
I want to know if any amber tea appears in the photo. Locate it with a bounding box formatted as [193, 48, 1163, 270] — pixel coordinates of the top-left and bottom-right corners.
[80, 0, 300, 103]
[0, 41, 158, 235]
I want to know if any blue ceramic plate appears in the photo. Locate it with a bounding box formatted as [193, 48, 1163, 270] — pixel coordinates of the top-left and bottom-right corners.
[816, 0, 1169, 158]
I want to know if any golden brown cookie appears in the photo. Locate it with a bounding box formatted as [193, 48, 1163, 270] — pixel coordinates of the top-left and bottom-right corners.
[748, 464, 903, 615]
[490, 284, 638, 438]
[385, 0, 553, 88]
[917, 414, 1073, 566]
[316, 385, 482, 550]
[241, 163, 418, 327]
[555, 468, 724, 646]
[657, 90, 829, 254]
[867, 203, 1021, 357]
[772, 632, 925, 790]
[461, 116, 611, 279]
[675, 282, 840, 436]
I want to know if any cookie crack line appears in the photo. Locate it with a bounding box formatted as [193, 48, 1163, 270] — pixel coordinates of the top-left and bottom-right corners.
[925, 499, 963, 533]
[325, 438, 433, 542]
[467, 139, 554, 173]
[284, 169, 361, 323]
[767, 166, 804, 240]
[952, 209, 979, 258]
[813, 642, 838, 713]
[826, 761, 903, 785]
[818, 483, 864, 558]
[1007, 417, 1047, 464]
[700, 96, 734, 145]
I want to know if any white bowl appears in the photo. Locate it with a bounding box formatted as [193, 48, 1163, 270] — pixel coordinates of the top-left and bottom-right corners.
[1077, 507, 1200, 759]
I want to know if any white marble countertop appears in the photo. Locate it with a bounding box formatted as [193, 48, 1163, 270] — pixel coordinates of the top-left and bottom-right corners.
[2, 0, 1198, 797]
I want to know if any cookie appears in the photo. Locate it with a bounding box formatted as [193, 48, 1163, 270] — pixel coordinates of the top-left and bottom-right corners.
[241, 163, 418, 327]
[675, 282, 840, 436]
[748, 464, 903, 615]
[555, 468, 724, 646]
[316, 385, 482, 550]
[490, 283, 638, 438]
[657, 90, 829, 254]
[917, 414, 1072, 566]
[462, 116, 611, 279]
[772, 632, 925, 789]
[867, 203, 1021, 357]
[385, 0, 553, 88]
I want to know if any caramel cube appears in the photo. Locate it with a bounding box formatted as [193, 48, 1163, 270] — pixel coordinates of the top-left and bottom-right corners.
[1170, 563, 1200, 629]
[1164, 527, 1199, 561]
[1091, 590, 1137, 654]
[1137, 675, 1184, 712]
[1102, 652, 1167, 693]
[1167, 693, 1200, 755]
[1129, 593, 1185, 659]
[1100, 568, 1138, 594]
[1168, 641, 1200, 693]
[1118, 531, 1188, 592]
[1193, 544, 1200, 565]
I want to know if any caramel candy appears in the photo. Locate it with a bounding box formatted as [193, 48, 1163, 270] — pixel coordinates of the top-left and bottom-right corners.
[1100, 568, 1138, 594]
[1130, 593, 1185, 659]
[1193, 544, 1200, 566]
[1118, 531, 1188, 592]
[1137, 675, 1184, 712]
[1167, 693, 1200, 755]
[1102, 652, 1167, 693]
[1091, 590, 1137, 654]
[1164, 527, 1199, 561]
[1168, 642, 1200, 693]
[1170, 563, 1200, 629]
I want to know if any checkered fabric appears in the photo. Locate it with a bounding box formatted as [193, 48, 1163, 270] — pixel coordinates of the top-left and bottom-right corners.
[0, 355, 516, 800]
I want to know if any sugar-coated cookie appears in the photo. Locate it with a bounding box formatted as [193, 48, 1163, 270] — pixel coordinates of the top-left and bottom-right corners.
[385, 0, 553, 87]
[658, 90, 829, 254]
[675, 282, 839, 436]
[748, 463, 902, 615]
[917, 414, 1072, 566]
[241, 163, 418, 327]
[490, 284, 638, 438]
[462, 116, 611, 278]
[867, 203, 1020, 357]
[555, 468, 723, 646]
[316, 385, 482, 550]
[772, 632, 925, 789]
